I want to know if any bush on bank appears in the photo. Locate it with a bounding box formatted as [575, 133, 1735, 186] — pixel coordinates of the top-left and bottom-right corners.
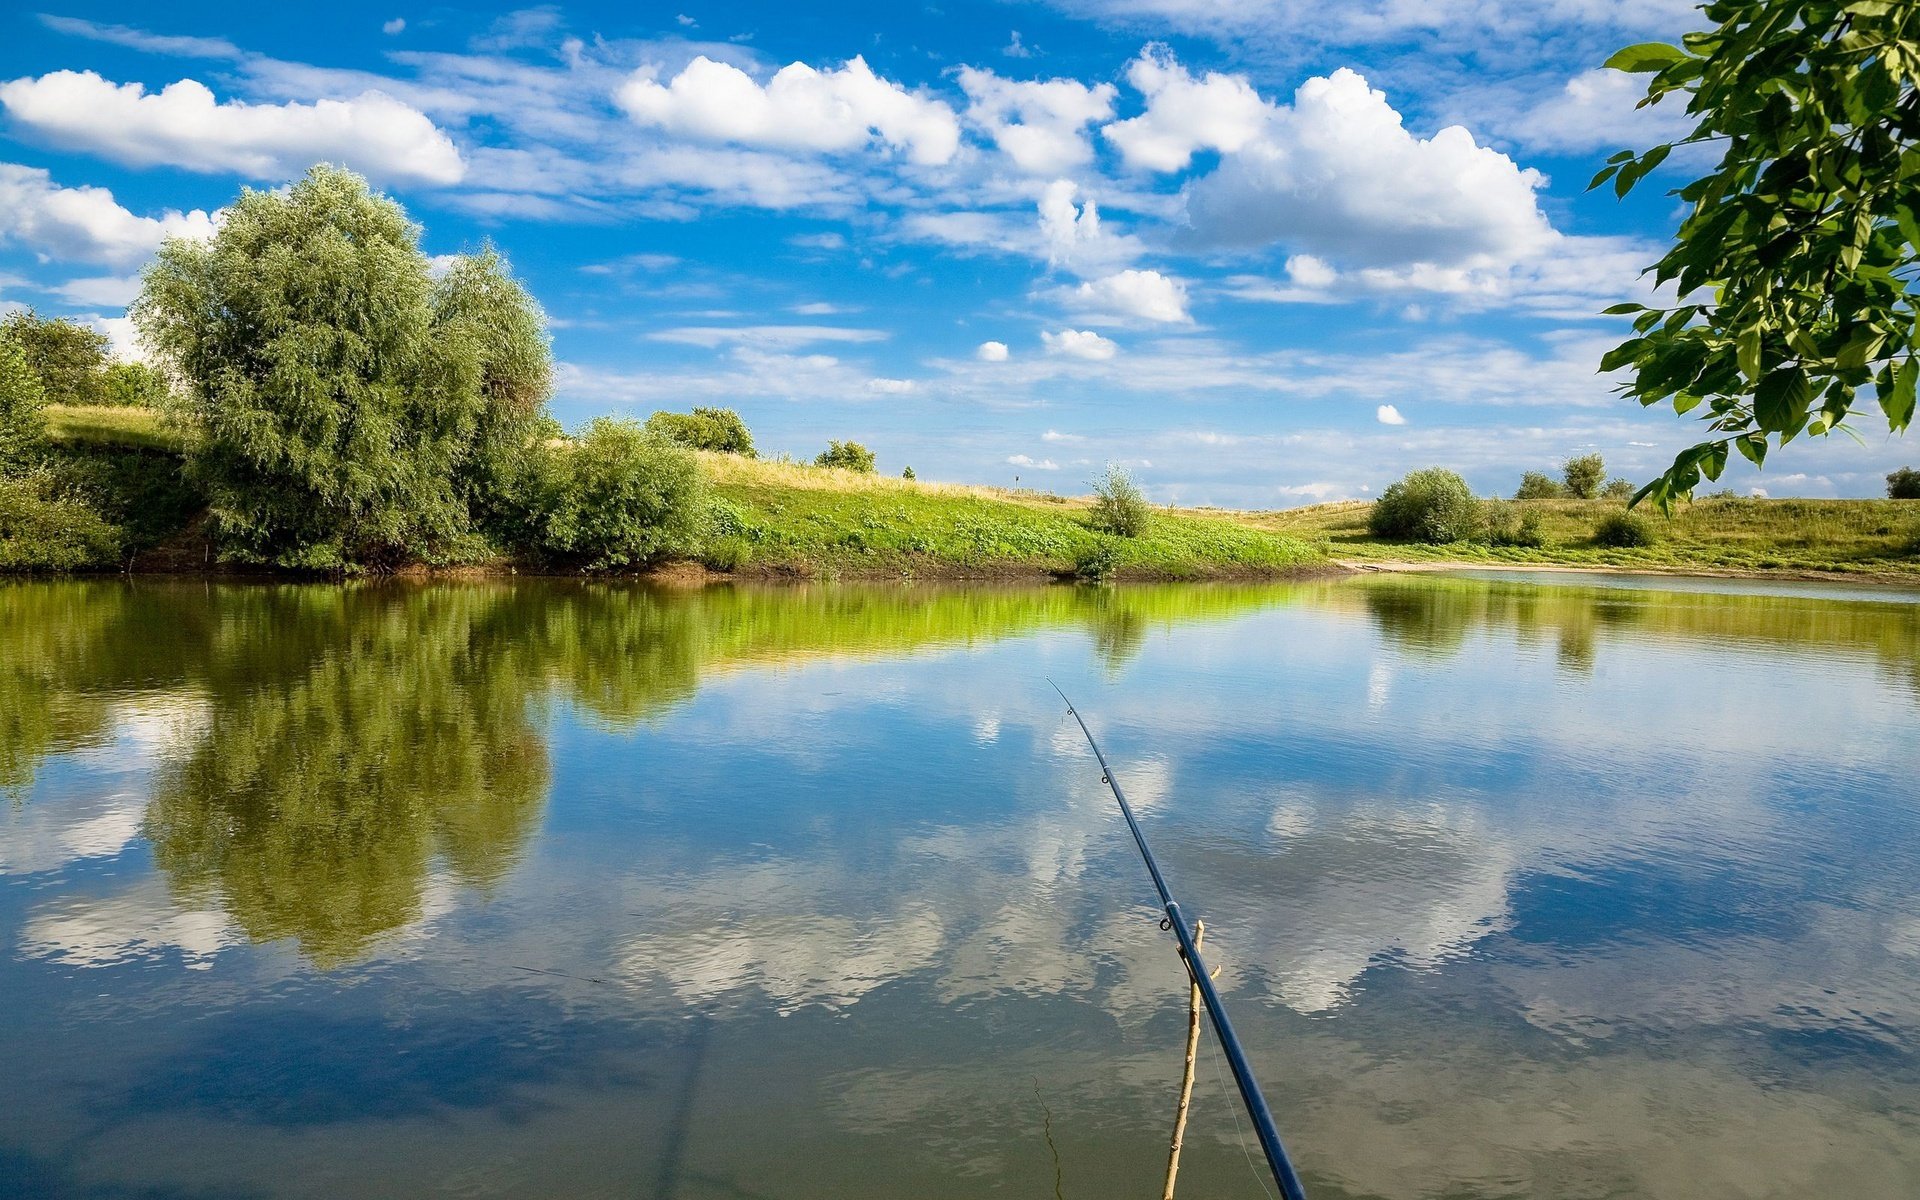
[1370, 468, 1482, 544]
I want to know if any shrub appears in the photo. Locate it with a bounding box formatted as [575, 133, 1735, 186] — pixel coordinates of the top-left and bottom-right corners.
[1592, 510, 1660, 548]
[1601, 476, 1636, 500]
[814, 440, 876, 472]
[0, 337, 48, 470]
[1890, 466, 1920, 499]
[1370, 468, 1481, 544]
[1074, 538, 1122, 580]
[1563, 453, 1606, 499]
[1087, 464, 1149, 538]
[901, 466, 915, 480]
[528, 418, 706, 568]
[99, 362, 171, 408]
[1515, 470, 1565, 499]
[0, 472, 123, 570]
[1484, 499, 1547, 548]
[644, 407, 756, 456]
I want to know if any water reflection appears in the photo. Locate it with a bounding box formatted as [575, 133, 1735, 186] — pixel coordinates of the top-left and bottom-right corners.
[3, 574, 1918, 1199]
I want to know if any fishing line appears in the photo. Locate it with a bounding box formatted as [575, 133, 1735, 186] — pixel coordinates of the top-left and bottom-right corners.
[1205, 1016, 1277, 1200]
[1049, 680, 1309, 1200]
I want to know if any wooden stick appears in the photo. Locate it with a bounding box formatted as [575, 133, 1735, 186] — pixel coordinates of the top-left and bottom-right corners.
[1162, 919, 1212, 1200]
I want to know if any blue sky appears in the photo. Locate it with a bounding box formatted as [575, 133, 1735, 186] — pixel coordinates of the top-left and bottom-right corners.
[0, 1, 1909, 503]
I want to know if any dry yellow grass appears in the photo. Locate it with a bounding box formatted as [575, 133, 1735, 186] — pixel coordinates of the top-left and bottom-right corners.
[695, 451, 1085, 508]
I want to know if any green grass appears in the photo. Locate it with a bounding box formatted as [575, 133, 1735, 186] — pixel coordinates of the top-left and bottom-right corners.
[699, 454, 1325, 580]
[43, 404, 181, 451]
[1248, 496, 1920, 578]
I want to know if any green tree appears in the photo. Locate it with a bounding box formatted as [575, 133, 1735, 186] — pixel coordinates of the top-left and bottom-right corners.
[1890, 466, 1920, 498]
[1563, 453, 1607, 499]
[645, 407, 756, 455]
[1602, 476, 1637, 499]
[901, 465, 916, 480]
[529, 418, 706, 568]
[0, 310, 109, 407]
[0, 337, 47, 470]
[429, 248, 553, 537]
[1369, 468, 1482, 544]
[1597, 3, 1920, 507]
[815, 440, 876, 472]
[133, 164, 550, 570]
[1515, 470, 1566, 499]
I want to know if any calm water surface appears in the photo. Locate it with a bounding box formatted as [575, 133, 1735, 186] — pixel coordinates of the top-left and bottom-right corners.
[2, 574, 1917, 1199]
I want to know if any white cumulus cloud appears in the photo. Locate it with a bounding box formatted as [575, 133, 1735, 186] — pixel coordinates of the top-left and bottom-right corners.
[958, 67, 1116, 174]
[617, 56, 960, 165]
[866, 376, 916, 393]
[0, 70, 465, 185]
[1036, 179, 1141, 275]
[976, 340, 1010, 361]
[1066, 268, 1191, 323]
[1103, 45, 1271, 172]
[0, 162, 216, 267]
[1007, 454, 1060, 469]
[1042, 328, 1119, 360]
[1184, 67, 1554, 269]
[1376, 404, 1407, 425]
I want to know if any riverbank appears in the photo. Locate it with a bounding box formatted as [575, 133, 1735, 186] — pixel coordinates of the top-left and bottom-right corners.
[1249, 497, 1920, 582]
[6, 408, 1327, 582]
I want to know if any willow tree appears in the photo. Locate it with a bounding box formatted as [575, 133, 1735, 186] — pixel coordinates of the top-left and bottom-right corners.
[133, 165, 551, 569]
[1599, 1, 1920, 506]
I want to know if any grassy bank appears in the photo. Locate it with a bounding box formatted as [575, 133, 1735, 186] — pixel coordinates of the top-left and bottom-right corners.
[699, 453, 1324, 580]
[11, 407, 1325, 580]
[1249, 497, 1920, 579]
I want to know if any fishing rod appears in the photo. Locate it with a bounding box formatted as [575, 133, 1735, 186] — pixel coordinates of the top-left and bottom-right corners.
[1051, 682, 1310, 1200]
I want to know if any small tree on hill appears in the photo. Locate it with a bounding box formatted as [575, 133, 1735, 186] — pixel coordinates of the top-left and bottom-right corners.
[1088, 464, 1149, 537]
[1515, 471, 1565, 499]
[1563, 453, 1606, 499]
[1891, 467, 1920, 500]
[0, 310, 109, 407]
[645, 407, 756, 456]
[815, 440, 875, 472]
[1602, 477, 1635, 500]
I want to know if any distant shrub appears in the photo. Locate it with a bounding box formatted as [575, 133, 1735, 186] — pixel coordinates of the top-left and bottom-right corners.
[99, 362, 171, 408]
[644, 407, 756, 456]
[1087, 464, 1149, 538]
[1601, 477, 1635, 500]
[1, 309, 110, 407]
[701, 535, 751, 572]
[901, 466, 915, 480]
[1890, 466, 1920, 499]
[1703, 487, 1741, 500]
[1484, 499, 1547, 548]
[1515, 471, 1565, 500]
[1074, 538, 1122, 580]
[0, 471, 123, 570]
[1592, 510, 1659, 548]
[528, 418, 706, 568]
[1563, 453, 1606, 499]
[815, 440, 876, 472]
[1370, 468, 1481, 544]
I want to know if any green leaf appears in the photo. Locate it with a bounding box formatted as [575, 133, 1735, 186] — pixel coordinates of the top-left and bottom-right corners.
[1737, 327, 1763, 382]
[1753, 365, 1811, 430]
[1884, 356, 1918, 431]
[1734, 433, 1768, 466]
[1601, 302, 1646, 315]
[1605, 43, 1688, 72]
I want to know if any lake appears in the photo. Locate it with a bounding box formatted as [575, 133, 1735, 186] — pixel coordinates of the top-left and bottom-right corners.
[3, 573, 1917, 1199]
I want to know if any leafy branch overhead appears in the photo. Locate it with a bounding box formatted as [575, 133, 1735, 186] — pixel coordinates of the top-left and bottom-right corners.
[1596, 0, 1919, 508]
